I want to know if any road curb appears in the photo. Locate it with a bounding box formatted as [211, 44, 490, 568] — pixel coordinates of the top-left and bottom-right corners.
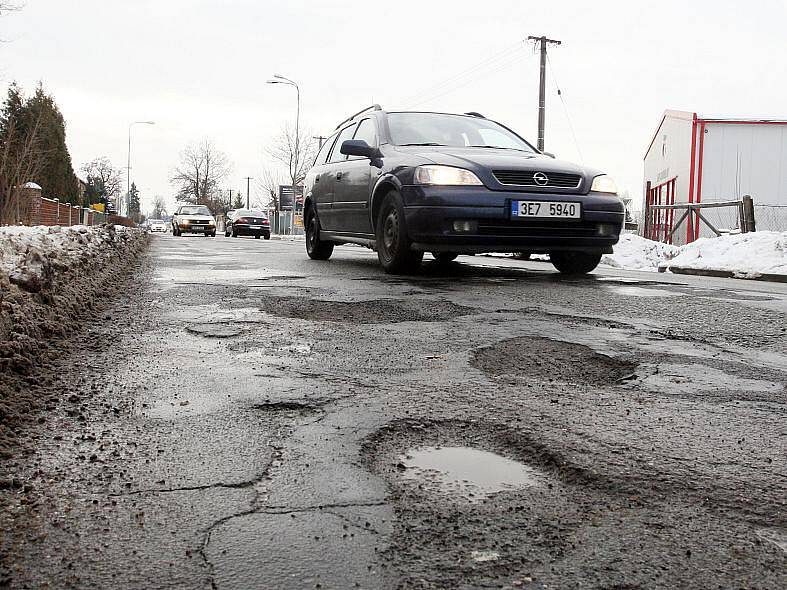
[666, 266, 787, 283]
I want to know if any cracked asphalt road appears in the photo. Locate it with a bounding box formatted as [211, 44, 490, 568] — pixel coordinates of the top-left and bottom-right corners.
[2, 235, 786, 589]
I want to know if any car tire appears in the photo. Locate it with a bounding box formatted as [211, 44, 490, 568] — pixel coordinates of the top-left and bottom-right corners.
[432, 252, 458, 264]
[376, 191, 423, 274]
[232, 228, 237, 238]
[254, 234, 261, 239]
[305, 208, 334, 260]
[263, 234, 270, 240]
[550, 251, 602, 275]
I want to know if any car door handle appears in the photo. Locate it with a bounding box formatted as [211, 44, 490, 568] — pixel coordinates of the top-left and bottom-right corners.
[336, 171, 344, 181]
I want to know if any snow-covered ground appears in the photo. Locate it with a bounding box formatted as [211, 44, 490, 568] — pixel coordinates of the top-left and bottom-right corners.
[601, 232, 787, 278]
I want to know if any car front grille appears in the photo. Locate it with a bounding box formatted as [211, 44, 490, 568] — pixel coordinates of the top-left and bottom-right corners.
[493, 170, 582, 189]
[189, 219, 206, 225]
[477, 219, 597, 238]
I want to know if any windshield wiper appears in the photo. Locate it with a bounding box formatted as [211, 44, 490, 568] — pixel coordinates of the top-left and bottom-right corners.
[399, 142, 446, 146]
[468, 145, 529, 152]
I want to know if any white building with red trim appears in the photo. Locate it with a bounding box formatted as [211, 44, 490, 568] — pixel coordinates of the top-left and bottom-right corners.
[643, 110, 787, 245]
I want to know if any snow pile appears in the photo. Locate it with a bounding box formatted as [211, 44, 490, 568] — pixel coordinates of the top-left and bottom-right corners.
[600, 234, 680, 272]
[601, 231, 787, 278]
[662, 231, 787, 278]
[0, 225, 134, 293]
[1, 224, 148, 457]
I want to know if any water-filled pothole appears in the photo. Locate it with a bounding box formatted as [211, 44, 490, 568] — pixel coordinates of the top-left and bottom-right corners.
[252, 400, 318, 412]
[258, 296, 474, 324]
[398, 446, 543, 502]
[472, 336, 635, 385]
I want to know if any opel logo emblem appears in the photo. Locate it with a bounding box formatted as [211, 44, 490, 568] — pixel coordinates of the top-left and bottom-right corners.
[533, 172, 549, 186]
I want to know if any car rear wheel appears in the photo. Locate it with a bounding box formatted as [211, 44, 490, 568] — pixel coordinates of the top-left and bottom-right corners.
[550, 251, 602, 275]
[432, 252, 458, 264]
[305, 208, 334, 260]
[254, 234, 261, 239]
[232, 228, 238, 238]
[263, 234, 270, 240]
[376, 191, 423, 274]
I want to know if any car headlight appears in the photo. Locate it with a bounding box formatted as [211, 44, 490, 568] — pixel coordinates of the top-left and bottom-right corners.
[414, 165, 483, 186]
[591, 175, 618, 194]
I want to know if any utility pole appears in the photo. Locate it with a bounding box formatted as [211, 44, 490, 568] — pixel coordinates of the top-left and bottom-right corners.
[244, 177, 253, 209]
[313, 135, 327, 150]
[528, 35, 561, 152]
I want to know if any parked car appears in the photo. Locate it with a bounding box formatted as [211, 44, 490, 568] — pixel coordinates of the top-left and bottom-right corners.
[303, 106, 625, 274]
[171, 205, 216, 237]
[225, 209, 271, 239]
[148, 219, 167, 233]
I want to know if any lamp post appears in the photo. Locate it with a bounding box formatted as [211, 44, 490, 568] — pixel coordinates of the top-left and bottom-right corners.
[266, 74, 300, 235]
[127, 121, 155, 218]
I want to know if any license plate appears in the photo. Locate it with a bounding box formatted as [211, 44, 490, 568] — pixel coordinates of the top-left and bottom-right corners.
[250, 225, 261, 229]
[512, 201, 580, 219]
[192, 226, 204, 230]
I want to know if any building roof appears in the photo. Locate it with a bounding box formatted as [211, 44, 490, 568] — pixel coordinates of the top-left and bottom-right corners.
[645, 110, 787, 159]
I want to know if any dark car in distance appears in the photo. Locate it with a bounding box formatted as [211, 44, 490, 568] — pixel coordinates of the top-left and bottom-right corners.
[303, 106, 625, 274]
[225, 209, 271, 239]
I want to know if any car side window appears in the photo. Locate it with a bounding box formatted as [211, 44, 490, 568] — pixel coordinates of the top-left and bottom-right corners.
[347, 118, 377, 160]
[328, 124, 357, 163]
[313, 132, 337, 167]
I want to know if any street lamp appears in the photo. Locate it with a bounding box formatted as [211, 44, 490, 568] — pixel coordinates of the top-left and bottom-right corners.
[127, 121, 155, 218]
[267, 74, 300, 236]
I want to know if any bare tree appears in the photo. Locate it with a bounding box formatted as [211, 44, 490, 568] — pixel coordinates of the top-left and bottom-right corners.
[81, 156, 122, 205]
[256, 167, 286, 210]
[267, 124, 317, 192]
[149, 195, 167, 219]
[170, 139, 231, 206]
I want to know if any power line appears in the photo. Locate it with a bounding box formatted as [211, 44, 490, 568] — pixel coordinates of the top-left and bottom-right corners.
[397, 42, 526, 109]
[545, 52, 584, 163]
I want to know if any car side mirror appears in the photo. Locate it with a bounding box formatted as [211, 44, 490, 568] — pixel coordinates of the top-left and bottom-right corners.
[341, 139, 379, 159]
[542, 151, 556, 159]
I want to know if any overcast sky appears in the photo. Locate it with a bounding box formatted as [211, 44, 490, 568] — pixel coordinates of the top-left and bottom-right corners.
[1, 0, 785, 215]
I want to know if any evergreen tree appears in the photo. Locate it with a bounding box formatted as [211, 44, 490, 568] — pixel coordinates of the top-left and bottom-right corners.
[233, 191, 244, 209]
[128, 182, 141, 220]
[25, 84, 80, 201]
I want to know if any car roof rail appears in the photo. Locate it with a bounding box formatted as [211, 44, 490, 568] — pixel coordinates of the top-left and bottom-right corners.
[335, 104, 383, 130]
[465, 111, 485, 118]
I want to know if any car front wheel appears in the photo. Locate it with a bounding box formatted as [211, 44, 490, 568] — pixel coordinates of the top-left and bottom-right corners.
[550, 251, 602, 275]
[305, 208, 334, 260]
[376, 191, 423, 274]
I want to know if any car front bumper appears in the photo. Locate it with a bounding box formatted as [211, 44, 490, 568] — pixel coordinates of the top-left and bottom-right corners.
[177, 224, 215, 233]
[400, 186, 625, 254]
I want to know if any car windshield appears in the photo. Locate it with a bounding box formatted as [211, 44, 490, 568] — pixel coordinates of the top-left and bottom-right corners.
[387, 112, 536, 152]
[179, 206, 211, 216]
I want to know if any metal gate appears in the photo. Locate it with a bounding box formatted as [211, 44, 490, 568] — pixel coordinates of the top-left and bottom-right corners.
[644, 177, 677, 243]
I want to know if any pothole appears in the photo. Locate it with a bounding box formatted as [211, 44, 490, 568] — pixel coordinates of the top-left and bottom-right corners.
[397, 446, 544, 502]
[471, 336, 635, 385]
[185, 324, 242, 338]
[258, 296, 474, 324]
[251, 400, 318, 412]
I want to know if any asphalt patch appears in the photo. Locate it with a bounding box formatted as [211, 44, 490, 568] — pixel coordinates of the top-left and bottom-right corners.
[471, 336, 636, 385]
[258, 296, 474, 324]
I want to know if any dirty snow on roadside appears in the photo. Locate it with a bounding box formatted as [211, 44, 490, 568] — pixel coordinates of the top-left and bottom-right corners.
[0, 224, 135, 293]
[601, 231, 787, 278]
